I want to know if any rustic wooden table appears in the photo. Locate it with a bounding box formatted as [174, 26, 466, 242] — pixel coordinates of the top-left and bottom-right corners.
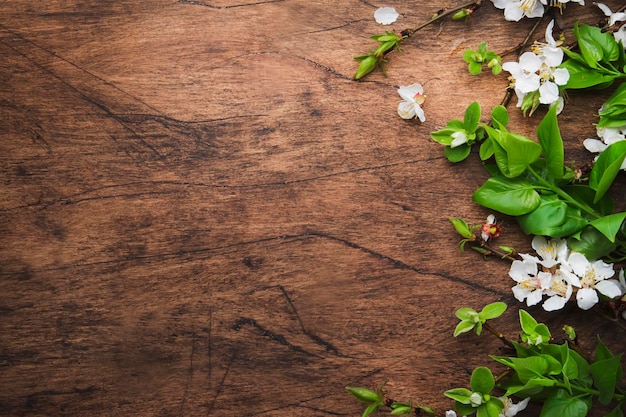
[1, 1, 624, 416]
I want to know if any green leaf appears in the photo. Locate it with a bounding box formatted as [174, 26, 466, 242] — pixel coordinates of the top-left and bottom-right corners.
[591, 356, 622, 405]
[562, 185, 615, 216]
[504, 377, 556, 397]
[445, 143, 472, 162]
[445, 387, 473, 404]
[469, 61, 482, 75]
[479, 302, 507, 320]
[519, 309, 538, 334]
[568, 226, 618, 260]
[489, 129, 542, 178]
[472, 177, 541, 216]
[464, 101, 481, 133]
[560, 59, 616, 89]
[577, 23, 620, 64]
[589, 140, 626, 203]
[537, 105, 564, 179]
[454, 320, 476, 337]
[540, 389, 589, 417]
[456, 307, 479, 320]
[589, 212, 626, 243]
[518, 198, 587, 238]
[470, 367, 495, 394]
[362, 402, 379, 417]
[479, 137, 494, 160]
[491, 105, 509, 129]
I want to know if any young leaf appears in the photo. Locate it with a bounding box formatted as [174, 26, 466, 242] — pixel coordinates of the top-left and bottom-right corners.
[470, 367, 495, 394]
[445, 143, 472, 162]
[454, 320, 476, 337]
[589, 212, 626, 243]
[491, 105, 509, 129]
[540, 389, 589, 417]
[472, 177, 541, 216]
[445, 387, 473, 404]
[464, 101, 481, 134]
[479, 302, 507, 320]
[536, 105, 564, 179]
[568, 226, 618, 260]
[589, 140, 626, 203]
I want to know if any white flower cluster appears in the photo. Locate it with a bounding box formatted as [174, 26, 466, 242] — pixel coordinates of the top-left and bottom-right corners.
[491, 0, 584, 22]
[509, 236, 625, 312]
[583, 124, 626, 171]
[502, 20, 569, 111]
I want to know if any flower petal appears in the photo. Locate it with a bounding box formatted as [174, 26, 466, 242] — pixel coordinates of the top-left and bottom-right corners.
[397, 83, 423, 102]
[374, 7, 400, 25]
[539, 81, 559, 104]
[576, 287, 599, 310]
[583, 138, 607, 153]
[397, 101, 416, 119]
[596, 280, 623, 298]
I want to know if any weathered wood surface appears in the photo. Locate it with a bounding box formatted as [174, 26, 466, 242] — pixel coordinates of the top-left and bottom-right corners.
[1, 1, 624, 416]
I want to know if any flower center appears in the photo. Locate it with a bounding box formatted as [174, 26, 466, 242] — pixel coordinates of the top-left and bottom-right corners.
[413, 92, 426, 105]
[520, 0, 537, 12]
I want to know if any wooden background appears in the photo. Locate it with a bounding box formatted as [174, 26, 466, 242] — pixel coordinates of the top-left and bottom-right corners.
[0, 1, 624, 416]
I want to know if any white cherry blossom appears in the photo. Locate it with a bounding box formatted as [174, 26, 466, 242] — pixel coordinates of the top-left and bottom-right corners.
[498, 397, 530, 417]
[397, 83, 426, 122]
[491, 0, 544, 21]
[509, 259, 551, 306]
[583, 125, 626, 170]
[568, 252, 622, 310]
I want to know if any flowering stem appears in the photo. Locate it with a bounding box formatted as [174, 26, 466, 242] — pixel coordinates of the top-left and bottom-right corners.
[483, 321, 515, 349]
[401, 0, 482, 38]
[526, 166, 601, 219]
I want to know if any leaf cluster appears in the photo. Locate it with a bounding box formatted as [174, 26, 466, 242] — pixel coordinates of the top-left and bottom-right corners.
[491, 311, 626, 417]
[445, 367, 504, 417]
[430, 101, 484, 162]
[463, 42, 503, 75]
[562, 23, 626, 90]
[454, 301, 507, 337]
[455, 104, 626, 261]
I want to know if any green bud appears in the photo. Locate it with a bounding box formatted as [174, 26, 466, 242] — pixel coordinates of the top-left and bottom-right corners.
[345, 386, 380, 403]
[563, 325, 576, 341]
[452, 8, 471, 20]
[353, 55, 379, 80]
[449, 217, 475, 239]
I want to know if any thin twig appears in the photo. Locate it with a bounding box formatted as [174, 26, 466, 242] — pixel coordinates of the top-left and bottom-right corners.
[402, 0, 483, 38]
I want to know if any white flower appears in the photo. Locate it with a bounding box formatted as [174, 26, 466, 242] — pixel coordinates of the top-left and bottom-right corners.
[520, 235, 568, 268]
[509, 259, 552, 306]
[542, 269, 578, 311]
[502, 52, 542, 93]
[469, 392, 483, 407]
[568, 252, 622, 310]
[498, 397, 530, 417]
[596, 3, 626, 26]
[397, 83, 426, 122]
[503, 21, 569, 109]
[374, 7, 400, 25]
[450, 131, 469, 148]
[491, 0, 544, 21]
[583, 125, 626, 170]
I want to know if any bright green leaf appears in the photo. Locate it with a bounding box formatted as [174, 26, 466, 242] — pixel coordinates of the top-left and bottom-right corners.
[537, 105, 564, 179]
[589, 212, 626, 243]
[589, 140, 626, 203]
[479, 302, 507, 320]
[464, 102, 481, 133]
[470, 367, 495, 394]
[540, 389, 589, 417]
[472, 177, 541, 216]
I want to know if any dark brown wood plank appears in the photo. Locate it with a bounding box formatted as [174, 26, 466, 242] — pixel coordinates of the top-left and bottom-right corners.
[1, 1, 624, 416]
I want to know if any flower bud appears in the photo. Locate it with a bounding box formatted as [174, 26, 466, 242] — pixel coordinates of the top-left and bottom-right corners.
[469, 392, 483, 407]
[353, 55, 379, 80]
[345, 386, 380, 403]
[452, 8, 471, 20]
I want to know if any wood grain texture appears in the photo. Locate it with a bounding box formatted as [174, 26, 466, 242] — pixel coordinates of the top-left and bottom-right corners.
[0, 1, 624, 416]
